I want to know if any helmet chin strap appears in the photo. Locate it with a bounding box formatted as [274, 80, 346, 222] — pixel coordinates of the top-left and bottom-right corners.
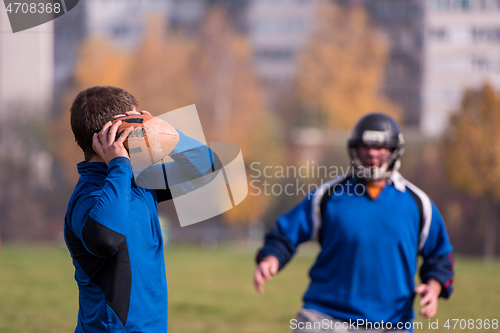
[350, 148, 401, 181]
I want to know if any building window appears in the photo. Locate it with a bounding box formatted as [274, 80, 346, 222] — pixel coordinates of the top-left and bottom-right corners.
[456, 0, 470, 10]
[112, 25, 131, 38]
[430, 0, 451, 11]
[476, 0, 500, 10]
[251, 19, 312, 34]
[472, 57, 488, 71]
[471, 56, 500, 72]
[428, 28, 448, 41]
[254, 0, 312, 5]
[255, 48, 295, 61]
[472, 27, 500, 43]
[430, 0, 500, 11]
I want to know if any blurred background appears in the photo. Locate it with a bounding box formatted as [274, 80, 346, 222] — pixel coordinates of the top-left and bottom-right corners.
[0, 1, 500, 331]
[1, 0, 500, 258]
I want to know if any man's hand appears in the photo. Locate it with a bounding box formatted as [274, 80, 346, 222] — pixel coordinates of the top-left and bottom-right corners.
[254, 255, 279, 294]
[415, 279, 442, 318]
[92, 120, 134, 165]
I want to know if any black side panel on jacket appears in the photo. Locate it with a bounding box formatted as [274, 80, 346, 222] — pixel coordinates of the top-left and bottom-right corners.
[65, 220, 131, 326]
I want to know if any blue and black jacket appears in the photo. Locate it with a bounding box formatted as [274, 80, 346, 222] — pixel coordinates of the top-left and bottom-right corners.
[257, 173, 454, 327]
[65, 130, 217, 333]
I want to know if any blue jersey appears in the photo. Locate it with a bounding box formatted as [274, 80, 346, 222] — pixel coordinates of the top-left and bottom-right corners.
[65, 131, 216, 333]
[257, 173, 454, 327]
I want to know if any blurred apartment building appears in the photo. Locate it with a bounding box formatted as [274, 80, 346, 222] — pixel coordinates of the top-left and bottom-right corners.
[422, 0, 500, 136]
[0, 7, 54, 120]
[247, 0, 319, 84]
[247, 0, 320, 109]
[0, 7, 54, 187]
[53, 1, 85, 104]
[362, 0, 424, 127]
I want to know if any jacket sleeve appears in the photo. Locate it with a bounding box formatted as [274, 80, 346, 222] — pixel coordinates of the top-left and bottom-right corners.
[69, 157, 133, 258]
[256, 192, 317, 270]
[166, 130, 217, 180]
[134, 130, 221, 202]
[419, 201, 455, 298]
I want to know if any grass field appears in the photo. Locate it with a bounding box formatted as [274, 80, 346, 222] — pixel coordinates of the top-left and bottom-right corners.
[0, 244, 499, 332]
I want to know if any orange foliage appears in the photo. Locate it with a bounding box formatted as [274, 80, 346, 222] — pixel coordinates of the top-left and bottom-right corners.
[296, 3, 400, 130]
[74, 36, 132, 88]
[126, 15, 196, 115]
[444, 82, 500, 200]
[443, 82, 500, 260]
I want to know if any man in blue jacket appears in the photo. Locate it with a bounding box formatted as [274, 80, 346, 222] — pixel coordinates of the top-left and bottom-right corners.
[254, 113, 454, 332]
[65, 86, 217, 332]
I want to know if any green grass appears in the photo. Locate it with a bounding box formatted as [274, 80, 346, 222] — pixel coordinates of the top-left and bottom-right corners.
[0, 244, 498, 332]
[0, 245, 78, 333]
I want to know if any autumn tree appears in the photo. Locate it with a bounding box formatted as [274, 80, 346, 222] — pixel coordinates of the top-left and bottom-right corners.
[294, 2, 400, 130]
[189, 7, 282, 224]
[73, 36, 132, 89]
[126, 15, 196, 115]
[443, 82, 500, 260]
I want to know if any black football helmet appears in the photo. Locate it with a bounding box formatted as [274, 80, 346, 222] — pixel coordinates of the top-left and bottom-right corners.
[348, 113, 404, 181]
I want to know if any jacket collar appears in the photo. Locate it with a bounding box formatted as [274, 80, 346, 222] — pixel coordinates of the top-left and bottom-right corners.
[76, 161, 108, 178]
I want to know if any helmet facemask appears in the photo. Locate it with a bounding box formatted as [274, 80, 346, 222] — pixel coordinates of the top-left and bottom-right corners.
[349, 145, 403, 181]
[347, 114, 405, 182]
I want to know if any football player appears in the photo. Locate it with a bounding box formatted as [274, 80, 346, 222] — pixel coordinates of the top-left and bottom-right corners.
[254, 113, 454, 332]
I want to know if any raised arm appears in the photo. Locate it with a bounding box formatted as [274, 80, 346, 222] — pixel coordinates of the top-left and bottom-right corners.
[162, 130, 220, 189]
[134, 129, 222, 202]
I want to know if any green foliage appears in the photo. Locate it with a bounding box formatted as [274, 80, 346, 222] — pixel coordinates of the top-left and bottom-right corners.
[0, 245, 499, 332]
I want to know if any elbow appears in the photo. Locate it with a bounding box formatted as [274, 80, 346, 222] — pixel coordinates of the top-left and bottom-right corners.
[189, 149, 223, 187]
[420, 252, 455, 298]
[82, 216, 126, 257]
[194, 146, 223, 176]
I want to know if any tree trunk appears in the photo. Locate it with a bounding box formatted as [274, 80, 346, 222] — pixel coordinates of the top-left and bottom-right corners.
[484, 199, 497, 262]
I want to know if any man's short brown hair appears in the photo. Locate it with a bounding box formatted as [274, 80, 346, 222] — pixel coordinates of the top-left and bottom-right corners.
[70, 86, 139, 161]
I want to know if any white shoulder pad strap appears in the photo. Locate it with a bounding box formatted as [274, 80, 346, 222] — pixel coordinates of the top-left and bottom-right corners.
[404, 179, 433, 253]
[311, 176, 347, 241]
[390, 171, 407, 193]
